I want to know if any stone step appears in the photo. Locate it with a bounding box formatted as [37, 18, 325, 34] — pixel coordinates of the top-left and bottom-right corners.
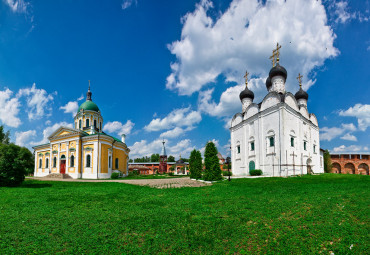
[44, 173, 73, 179]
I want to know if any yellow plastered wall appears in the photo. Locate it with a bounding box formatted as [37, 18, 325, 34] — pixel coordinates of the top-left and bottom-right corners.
[59, 131, 70, 136]
[113, 148, 127, 174]
[100, 144, 111, 174]
[61, 143, 66, 150]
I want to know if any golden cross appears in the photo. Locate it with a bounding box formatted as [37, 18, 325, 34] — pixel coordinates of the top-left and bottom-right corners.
[297, 73, 303, 88]
[244, 70, 249, 87]
[275, 42, 282, 63]
[269, 49, 277, 67]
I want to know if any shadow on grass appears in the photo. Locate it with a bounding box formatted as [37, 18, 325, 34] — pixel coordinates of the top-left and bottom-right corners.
[20, 183, 52, 188]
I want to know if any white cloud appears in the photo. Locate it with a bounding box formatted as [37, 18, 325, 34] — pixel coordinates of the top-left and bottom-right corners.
[339, 104, 370, 131]
[104, 120, 134, 135]
[144, 107, 201, 132]
[15, 130, 36, 147]
[60, 101, 79, 116]
[332, 1, 351, 24]
[340, 133, 357, 142]
[320, 123, 357, 141]
[0, 88, 21, 128]
[167, 0, 338, 96]
[160, 127, 186, 139]
[17, 83, 54, 121]
[129, 138, 194, 158]
[5, 0, 29, 13]
[121, 0, 137, 10]
[200, 138, 220, 155]
[31, 122, 73, 145]
[332, 145, 369, 153]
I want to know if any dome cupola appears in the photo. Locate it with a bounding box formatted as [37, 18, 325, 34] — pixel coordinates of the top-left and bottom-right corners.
[78, 80, 100, 113]
[265, 76, 272, 91]
[294, 73, 308, 107]
[267, 43, 287, 93]
[269, 63, 287, 81]
[240, 71, 254, 113]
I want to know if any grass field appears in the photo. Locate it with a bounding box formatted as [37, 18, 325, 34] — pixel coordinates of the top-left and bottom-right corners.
[0, 174, 368, 254]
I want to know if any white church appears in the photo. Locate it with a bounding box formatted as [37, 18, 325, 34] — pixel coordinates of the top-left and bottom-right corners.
[230, 44, 324, 177]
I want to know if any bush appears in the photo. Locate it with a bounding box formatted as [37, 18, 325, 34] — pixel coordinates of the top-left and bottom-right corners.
[0, 143, 29, 187]
[222, 171, 232, 176]
[111, 172, 120, 179]
[249, 169, 262, 176]
[168, 172, 174, 176]
[203, 142, 222, 181]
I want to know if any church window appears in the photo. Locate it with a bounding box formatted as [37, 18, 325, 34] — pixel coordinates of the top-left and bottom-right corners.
[46, 158, 49, 168]
[39, 158, 42, 168]
[53, 157, 57, 168]
[86, 119, 90, 128]
[86, 154, 91, 167]
[237, 145, 240, 154]
[70, 155, 75, 167]
[313, 145, 316, 153]
[94, 119, 97, 128]
[109, 156, 111, 168]
[115, 158, 119, 169]
[304, 141, 307, 150]
[269, 137, 274, 147]
[291, 137, 294, 147]
[251, 142, 255, 151]
[79, 120, 81, 129]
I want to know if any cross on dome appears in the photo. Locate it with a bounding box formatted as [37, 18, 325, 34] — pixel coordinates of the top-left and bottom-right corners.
[297, 73, 303, 88]
[269, 43, 282, 67]
[244, 70, 249, 87]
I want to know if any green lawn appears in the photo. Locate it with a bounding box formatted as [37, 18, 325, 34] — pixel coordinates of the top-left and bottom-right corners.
[0, 174, 368, 254]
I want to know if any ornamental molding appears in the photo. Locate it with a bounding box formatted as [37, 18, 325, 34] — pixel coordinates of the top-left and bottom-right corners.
[52, 150, 58, 154]
[69, 148, 76, 152]
[84, 147, 93, 151]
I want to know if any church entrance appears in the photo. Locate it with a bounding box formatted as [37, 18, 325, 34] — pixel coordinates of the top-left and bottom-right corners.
[249, 161, 255, 171]
[60, 155, 66, 174]
[306, 158, 312, 174]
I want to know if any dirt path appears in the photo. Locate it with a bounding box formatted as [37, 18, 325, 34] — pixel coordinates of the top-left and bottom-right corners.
[28, 177, 210, 189]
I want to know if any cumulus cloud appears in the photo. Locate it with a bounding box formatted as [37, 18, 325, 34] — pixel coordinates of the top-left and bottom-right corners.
[104, 120, 134, 135]
[167, 0, 338, 96]
[0, 88, 21, 128]
[121, 0, 137, 10]
[30, 121, 73, 145]
[199, 138, 220, 155]
[15, 130, 36, 147]
[129, 138, 194, 158]
[4, 0, 29, 13]
[339, 104, 370, 131]
[17, 83, 54, 121]
[60, 101, 79, 116]
[332, 145, 369, 153]
[144, 107, 201, 132]
[160, 127, 187, 139]
[340, 133, 357, 142]
[320, 123, 357, 141]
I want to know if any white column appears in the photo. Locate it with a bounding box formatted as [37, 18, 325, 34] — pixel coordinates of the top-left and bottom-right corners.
[66, 145, 69, 173]
[34, 152, 38, 176]
[57, 144, 60, 173]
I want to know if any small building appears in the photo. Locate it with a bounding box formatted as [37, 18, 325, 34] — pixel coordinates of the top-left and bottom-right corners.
[330, 153, 369, 175]
[128, 161, 189, 175]
[33, 85, 130, 179]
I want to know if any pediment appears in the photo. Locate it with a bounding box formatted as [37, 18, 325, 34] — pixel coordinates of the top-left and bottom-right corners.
[48, 126, 85, 141]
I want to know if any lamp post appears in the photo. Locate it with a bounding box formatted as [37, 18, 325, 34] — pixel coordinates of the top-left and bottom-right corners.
[226, 156, 231, 181]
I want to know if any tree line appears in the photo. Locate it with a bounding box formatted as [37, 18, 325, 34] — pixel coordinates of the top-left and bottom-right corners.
[129, 154, 188, 163]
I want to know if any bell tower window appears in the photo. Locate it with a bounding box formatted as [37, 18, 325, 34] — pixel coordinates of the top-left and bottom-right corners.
[86, 119, 89, 128]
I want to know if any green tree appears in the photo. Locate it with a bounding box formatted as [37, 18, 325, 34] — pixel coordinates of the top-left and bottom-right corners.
[189, 149, 202, 179]
[0, 143, 30, 186]
[151, 153, 160, 162]
[203, 141, 222, 181]
[167, 155, 175, 162]
[0, 125, 10, 144]
[324, 149, 332, 173]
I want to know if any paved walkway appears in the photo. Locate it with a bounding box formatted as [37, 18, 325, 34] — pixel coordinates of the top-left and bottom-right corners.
[27, 177, 210, 189]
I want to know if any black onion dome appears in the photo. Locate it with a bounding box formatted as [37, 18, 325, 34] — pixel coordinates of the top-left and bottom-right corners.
[295, 88, 308, 100]
[265, 76, 272, 90]
[239, 87, 254, 101]
[269, 63, 287, 81]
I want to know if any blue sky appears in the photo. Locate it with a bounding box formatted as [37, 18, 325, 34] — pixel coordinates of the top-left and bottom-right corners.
[0, 0, 369, 159]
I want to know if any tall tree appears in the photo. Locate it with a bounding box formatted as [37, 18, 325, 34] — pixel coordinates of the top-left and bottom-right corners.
[324, 149, 332, 173]
[167, 155, 175, 162]
[151, 153, 160, 162]
[203, 141, 222, 181]
[189, 149, 202, 179]
[0, 125, 10, 144]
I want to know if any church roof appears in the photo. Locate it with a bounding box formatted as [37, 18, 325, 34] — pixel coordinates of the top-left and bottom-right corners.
[239, 86, 254, 101]
[269, 63, 287, 81]
[295, 88, 309, 100]
[78, 100, 100, 113]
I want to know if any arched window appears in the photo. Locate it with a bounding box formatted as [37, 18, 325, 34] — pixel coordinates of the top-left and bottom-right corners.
[86, 154, 91, 167]
[249, 161, 255, 171]
[39, 158, 42, 168]
[250, 142, 255, 151]
[61, 155, 66, 159]
[79, 119, 82, 129]
[108, 156, 111, 168]
[94, 119, 97, 128]
[269, 137, 274, 147]
[115, 158, 119, 169]
[304, 141, 307, 150]
[86, 119, 90, 128]
[53, 157, 57, 168]
[291, 137, 294, 147]
[46, 158, 49, 168]
[70, 155, 75, 167]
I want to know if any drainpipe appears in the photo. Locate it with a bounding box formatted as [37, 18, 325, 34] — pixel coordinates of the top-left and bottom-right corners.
[111, 139, 116, 175]
[97, 133, 100, 179]
[79, 136, 83, 179]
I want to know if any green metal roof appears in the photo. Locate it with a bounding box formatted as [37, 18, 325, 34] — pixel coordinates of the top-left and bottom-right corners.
[78, 100, 100, 112]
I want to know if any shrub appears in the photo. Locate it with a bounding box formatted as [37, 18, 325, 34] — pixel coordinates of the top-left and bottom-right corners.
[249, 169, 262, 176]
[222, 171, 232, 176]
[203, 142, 222, 181]
[0, 143, 29, 187]
[168, 172, 174, 176]
[189, 149, 202, 179]
[111, 172, 120, 179]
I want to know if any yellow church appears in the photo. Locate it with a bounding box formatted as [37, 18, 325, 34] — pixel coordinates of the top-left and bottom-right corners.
[33, 85, 130, 179]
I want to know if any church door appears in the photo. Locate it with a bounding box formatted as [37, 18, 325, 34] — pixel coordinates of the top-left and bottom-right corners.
[249, 161, 255, 171]
[60, 160, 66, 174]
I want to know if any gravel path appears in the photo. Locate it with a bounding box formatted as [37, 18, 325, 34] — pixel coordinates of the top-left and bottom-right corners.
[28, 177, 210, 189]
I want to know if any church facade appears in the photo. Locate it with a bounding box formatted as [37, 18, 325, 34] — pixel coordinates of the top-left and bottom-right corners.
[33, 85, 130, 179]
[230, 44, 324, 177]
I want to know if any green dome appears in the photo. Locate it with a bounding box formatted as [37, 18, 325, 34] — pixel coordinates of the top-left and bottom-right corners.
[78, 101, 100, 112]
